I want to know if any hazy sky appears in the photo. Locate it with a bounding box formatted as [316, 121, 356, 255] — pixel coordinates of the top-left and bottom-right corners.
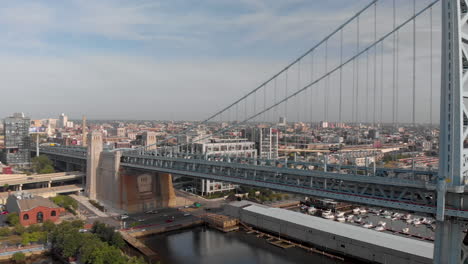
[0, 0, 440, 122]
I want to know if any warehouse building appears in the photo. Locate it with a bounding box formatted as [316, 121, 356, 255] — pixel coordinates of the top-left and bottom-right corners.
[225, 201, 432, 264]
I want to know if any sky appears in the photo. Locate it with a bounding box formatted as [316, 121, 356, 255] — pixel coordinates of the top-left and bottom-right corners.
[0, 0, 441, 122]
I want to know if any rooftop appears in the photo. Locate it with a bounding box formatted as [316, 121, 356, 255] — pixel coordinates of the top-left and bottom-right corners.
[243, 204, 434, 259]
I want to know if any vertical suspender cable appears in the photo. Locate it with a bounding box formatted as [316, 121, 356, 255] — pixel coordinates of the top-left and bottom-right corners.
[412, 0, 416, 125]
[325, 39, 329, 121]
[253, 91, 257, 123]
[352, 42, 356, 123]
[392, 0, 396, 125]
[429, 7, 433, 126]
[339, 29, 343, 124]
[274, 77, 277, 121]
[263, 84, 267, 123]
[285, 69, 288, 123]
[396, 30, 400, 125]
[380, 42, 384, 125]
[356, 16, 360, 123]
[310, 53, 314, 125]
[366, 50, 370, 124]
[373, 2, 377, 127]
[298, 59, 301, 123]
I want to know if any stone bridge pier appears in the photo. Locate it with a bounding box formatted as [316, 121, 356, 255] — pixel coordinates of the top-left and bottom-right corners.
[86, 131, 176, 213]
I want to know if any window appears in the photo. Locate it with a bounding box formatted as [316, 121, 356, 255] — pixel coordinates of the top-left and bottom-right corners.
[23, 214, 29, 220]
[51, 211, 56, 217]
[37, 212, 44, 223]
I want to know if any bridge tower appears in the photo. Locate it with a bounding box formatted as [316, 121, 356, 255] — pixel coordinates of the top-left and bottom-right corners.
[86, 131, 103, 200]
[434, 0, 468, 262]
[82, 115, 88, 147]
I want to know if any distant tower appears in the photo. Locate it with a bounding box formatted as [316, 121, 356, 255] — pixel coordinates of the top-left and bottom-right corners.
[142, 132, 157, 150]
[86, 131, 103, 200]
[82, 116, 88, 147]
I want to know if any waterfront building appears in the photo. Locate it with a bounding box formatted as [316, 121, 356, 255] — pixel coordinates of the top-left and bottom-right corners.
[6, 193, 64, 226]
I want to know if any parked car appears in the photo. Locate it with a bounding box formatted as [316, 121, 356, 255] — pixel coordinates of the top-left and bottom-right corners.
[1, 211, 9, 215]
[120, 214, 129, 220]
[165, 219, 174, 223]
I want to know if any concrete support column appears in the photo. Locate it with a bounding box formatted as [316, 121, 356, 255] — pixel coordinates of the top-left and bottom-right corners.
[48, 181, 52, 188]
[19, 184, 23, 191]
[158, 172, 176, 208]
[86, 131, 103, 200]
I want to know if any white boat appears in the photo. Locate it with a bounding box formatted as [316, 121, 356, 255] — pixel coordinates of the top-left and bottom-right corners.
[403, 214, 412, 220]
[363, 222, 373, 229]
[384, 215, 392, 219]
[360, 208, 367, 214]
[402, 228, 410, 234]
[307, 207, 317, 214]
[375, 226, 385, 231]
[322, 210, 335, 220]
[335, 211, 345, 217]
[413, 219, 421, 225]
[406, 218, 413, 224]
[391, 217, 398, 221]
[346, 215, 354, 222]
[336, 216, 346, 222]
[377, 221, 387, 227]
[354, 217, 363, 224]
[352, 208, 361, 214]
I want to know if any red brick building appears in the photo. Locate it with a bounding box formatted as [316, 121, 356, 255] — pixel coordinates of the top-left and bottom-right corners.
[6, 194, 64, 226]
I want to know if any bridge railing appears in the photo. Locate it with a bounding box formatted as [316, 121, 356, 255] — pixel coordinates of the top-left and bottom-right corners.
[37, 146, 87, 158]
[122, 151, 438, 185]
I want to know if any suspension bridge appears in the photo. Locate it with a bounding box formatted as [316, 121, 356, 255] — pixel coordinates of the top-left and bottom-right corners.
[35, 0, 468, 262]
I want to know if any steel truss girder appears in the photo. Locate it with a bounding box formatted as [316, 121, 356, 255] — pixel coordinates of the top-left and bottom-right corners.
[119, 154, 468, 216]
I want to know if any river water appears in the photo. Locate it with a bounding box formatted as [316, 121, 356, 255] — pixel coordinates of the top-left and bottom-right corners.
[142, 226, 356, 264]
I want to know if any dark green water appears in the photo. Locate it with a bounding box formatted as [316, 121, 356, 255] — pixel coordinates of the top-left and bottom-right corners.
[142, 226, 355, 264]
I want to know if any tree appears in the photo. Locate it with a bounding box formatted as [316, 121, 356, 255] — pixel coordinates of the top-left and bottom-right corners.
[31, 155, 55, 174]
[42, 220, 55, 232]
[14, 224, 25, 235]
[12, 252, 26, 263]
[7, 212, 19, 226]
[0, 227, 11, 237]
[3, 184, 9, 192]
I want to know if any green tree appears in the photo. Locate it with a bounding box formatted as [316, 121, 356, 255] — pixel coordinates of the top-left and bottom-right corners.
[127, 256, 148, 264]
[7, 212, 19, 226]
[31, 155, 55, 174]
[3, 184, 9, 192]
[14, 224, 25, 235]
[50, 195, 78, 214]
[0, 227, 11, 237]
[26, 224, 41, 233]
[42, 220, 55, 232]
[11, 252, 26, 263]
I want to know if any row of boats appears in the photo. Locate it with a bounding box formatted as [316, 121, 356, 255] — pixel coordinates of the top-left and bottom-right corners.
[317, 207, 436, 233]
[368, 208, 434, 227]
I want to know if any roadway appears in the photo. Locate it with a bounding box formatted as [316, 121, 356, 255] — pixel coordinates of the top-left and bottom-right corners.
[0, 172, 84, 186]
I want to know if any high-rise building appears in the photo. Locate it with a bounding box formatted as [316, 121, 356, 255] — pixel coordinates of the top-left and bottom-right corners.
[59, 113, 68, 129]
[278, 116, 286, 126]
[2, 113, 31, 167]
[244, 127, 279, 160]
